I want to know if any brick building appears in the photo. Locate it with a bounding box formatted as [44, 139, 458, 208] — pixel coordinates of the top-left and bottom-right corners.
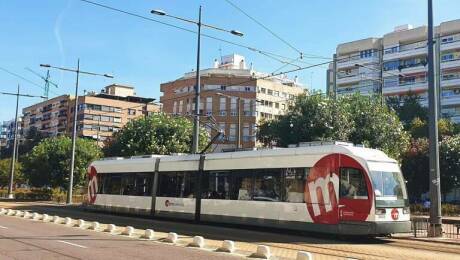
[160, 54, 306, 152]
[22, 84, 160, 145]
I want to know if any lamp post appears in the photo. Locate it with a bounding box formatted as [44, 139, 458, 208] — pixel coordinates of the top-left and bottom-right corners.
[216, 92, 242, 149]
[40, 60, 113, 204]
[1, 86, 46, 199]
[151, 7, 243, 153]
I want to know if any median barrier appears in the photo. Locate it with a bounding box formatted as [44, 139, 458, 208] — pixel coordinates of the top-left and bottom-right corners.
[143, 229, 155, 239]
[218, 240, 235, 253]
[254, 245, 271, 259]
[189, 236, 205, 248]
[297, 251, 313, 260]
[90, 222, 100, 230]
[123, 226, 134, 236]
[166, 232, 178, 243]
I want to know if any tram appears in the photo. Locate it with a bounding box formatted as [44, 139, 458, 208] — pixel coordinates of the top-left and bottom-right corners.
[86, 142, 411, 235]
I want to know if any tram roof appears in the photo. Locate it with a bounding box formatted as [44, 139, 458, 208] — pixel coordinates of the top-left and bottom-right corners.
[91, 144, 396, 173]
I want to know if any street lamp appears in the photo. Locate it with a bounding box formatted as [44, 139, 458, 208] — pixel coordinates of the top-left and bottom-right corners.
[152, 6, 243, 154]
[41, 60, 113, 204]
[216, 92, 243, 150]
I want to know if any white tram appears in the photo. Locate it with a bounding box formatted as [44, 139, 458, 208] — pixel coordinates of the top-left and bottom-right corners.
[86, 142, 411, 235]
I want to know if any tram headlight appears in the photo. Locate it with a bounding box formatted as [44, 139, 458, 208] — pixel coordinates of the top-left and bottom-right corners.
[375, 208, 386, 215]
[403, 207, 410, 214]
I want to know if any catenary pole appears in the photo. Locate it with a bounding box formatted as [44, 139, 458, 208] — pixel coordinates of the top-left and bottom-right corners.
[191, 6, 202, 154]
[427, 0, 442, 237]
[7, 85, 20, 199]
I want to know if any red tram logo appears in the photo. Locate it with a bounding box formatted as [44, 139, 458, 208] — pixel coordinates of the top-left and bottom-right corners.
[87, 166, 98, 204]
[305, 154, 340, 224]
[391, 208, 399, 220]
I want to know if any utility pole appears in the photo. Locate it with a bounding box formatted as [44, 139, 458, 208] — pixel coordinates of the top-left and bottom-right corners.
[332, 54, 337, 99]
[151, 7, 243, 154]
[427, 0, 442, 237]
[2, 86, 46, 199]
[237, 97, 242, 150]
[40, 60, 113, 204]
[435, 33, 442, 118]
[7, 85, 20, 199]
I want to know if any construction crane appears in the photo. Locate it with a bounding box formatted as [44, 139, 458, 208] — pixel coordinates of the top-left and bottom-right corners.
[25, 67, 58, 100]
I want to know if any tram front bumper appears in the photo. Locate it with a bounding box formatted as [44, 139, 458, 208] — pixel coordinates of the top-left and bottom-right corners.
[372, 220, 412, 235]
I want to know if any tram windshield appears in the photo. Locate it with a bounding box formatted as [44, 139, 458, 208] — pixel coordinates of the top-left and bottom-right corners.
[370, 171, 408, 207]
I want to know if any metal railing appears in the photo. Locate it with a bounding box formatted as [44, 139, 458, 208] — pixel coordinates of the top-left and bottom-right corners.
[412, 217, 460, 239]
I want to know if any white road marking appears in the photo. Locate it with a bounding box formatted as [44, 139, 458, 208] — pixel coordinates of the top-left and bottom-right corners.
[0, 225, 8, 229]
[57, 240, 88, 248]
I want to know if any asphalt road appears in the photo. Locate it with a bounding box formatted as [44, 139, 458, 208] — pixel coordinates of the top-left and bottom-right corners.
[0, 214, 242, 260]
[2, 201, 460, 260]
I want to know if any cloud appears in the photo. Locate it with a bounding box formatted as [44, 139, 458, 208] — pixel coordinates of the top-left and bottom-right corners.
[54, 0, 72, 85]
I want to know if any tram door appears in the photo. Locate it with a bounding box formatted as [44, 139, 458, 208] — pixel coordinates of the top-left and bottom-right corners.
[337, 155, 372, 222]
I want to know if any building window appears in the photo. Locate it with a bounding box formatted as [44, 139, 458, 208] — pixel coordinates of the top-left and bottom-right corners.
[173, 101, 177, 114]
[360, 49, 374, 58]
[267, 89, 273, 95]
[260, 88, 266, 94]
[220, 85, 227, 91]
[128, 109, 136, 115]
[178, 100, 183, 114]
[229, 124, 236, 141]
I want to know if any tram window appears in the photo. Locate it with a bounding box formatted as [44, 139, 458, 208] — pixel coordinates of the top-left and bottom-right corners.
[122, 174, 137, 195]
[157, 172, 195, 198]
[202, 171, 231, 199]
[135, 173, 152, 196]
[339, 168, 368, 199]
[284, 168, 307, 203]
[252, 170, 282, 202]
[107, 174, 122, 195]
[233, 170, 253, 201]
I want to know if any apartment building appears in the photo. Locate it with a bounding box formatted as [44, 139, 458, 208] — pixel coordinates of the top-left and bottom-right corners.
[22, 84, 160, 144]
[0, 118, 23, 149]
[328, 19, 460, 122]
[160, 54, 306, 152]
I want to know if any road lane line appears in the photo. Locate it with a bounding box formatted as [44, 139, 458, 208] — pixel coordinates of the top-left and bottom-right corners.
[57, 240, 88, 248]
[0, 225, 8, 229]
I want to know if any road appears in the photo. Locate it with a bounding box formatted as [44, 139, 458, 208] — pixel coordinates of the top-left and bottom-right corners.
[0, 212, 241, 260]
[1, 201, 460, 259]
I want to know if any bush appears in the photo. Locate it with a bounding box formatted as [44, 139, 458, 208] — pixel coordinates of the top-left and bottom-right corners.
[410, 203, 460, 216]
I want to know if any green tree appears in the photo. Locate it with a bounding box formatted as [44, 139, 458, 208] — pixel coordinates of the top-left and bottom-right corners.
[103, 113, 209, 157]
[387, 92, 428, 128]
[401, 136, 460, 201]
[23, 136, 102, 188]
[0, 158, 23, 188]
[340, 94, 409, 160]
[258, 93, 352, 147]
[258, 93, 409, 160]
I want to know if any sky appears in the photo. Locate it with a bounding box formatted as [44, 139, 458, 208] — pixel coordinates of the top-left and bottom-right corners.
[0, 0, 459, 122]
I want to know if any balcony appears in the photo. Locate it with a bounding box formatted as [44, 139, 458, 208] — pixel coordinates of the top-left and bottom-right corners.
[442, 76, 460, 88]
[441, 39, 460, 51]
[385, 65, 427, 75]
[383, 47, 427, 61]
[383, 81, 428, 95]
[441, 95, 460, 106]
[441, 58, 460, 70]
[336, 74, 361, 85]
[336, 56, 379, 69]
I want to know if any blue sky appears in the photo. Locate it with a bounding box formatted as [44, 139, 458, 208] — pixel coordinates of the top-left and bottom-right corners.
[0, 0, 459, 122]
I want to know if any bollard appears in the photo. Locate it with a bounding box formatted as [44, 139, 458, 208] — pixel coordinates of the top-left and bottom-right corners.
[77, 219, 85, 228]
[143, 229, 155, 239]
[53, 216, 60, 223]
[105, 224, 116, 233]
[23, 212, 31, 219]
[7, 209, 15, 216]
[15, 210, 23, 217]
[32, 212, 40, 220]
[0, 208, 5, 214]
[166, 232, 178, 243]
[255, 245, 271, 259]
[297, 251, 313, 260]
[189, 236, 205, 248]
[219, 240, 235, 253]
[123, 226, 134, 236]
[91, 222, 100, 230]
[42, 214, 50, 222]
[64, 217, 72, 226]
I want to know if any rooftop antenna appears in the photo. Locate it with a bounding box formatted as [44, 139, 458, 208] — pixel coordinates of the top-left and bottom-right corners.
[219, 45, 223, 64]
[25, 67, 58, 100]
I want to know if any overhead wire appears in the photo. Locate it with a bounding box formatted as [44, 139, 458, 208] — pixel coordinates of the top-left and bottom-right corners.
[78, 0, 315, 68]
[0, 66, 61, 97]
[223, 0, 330, 61]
